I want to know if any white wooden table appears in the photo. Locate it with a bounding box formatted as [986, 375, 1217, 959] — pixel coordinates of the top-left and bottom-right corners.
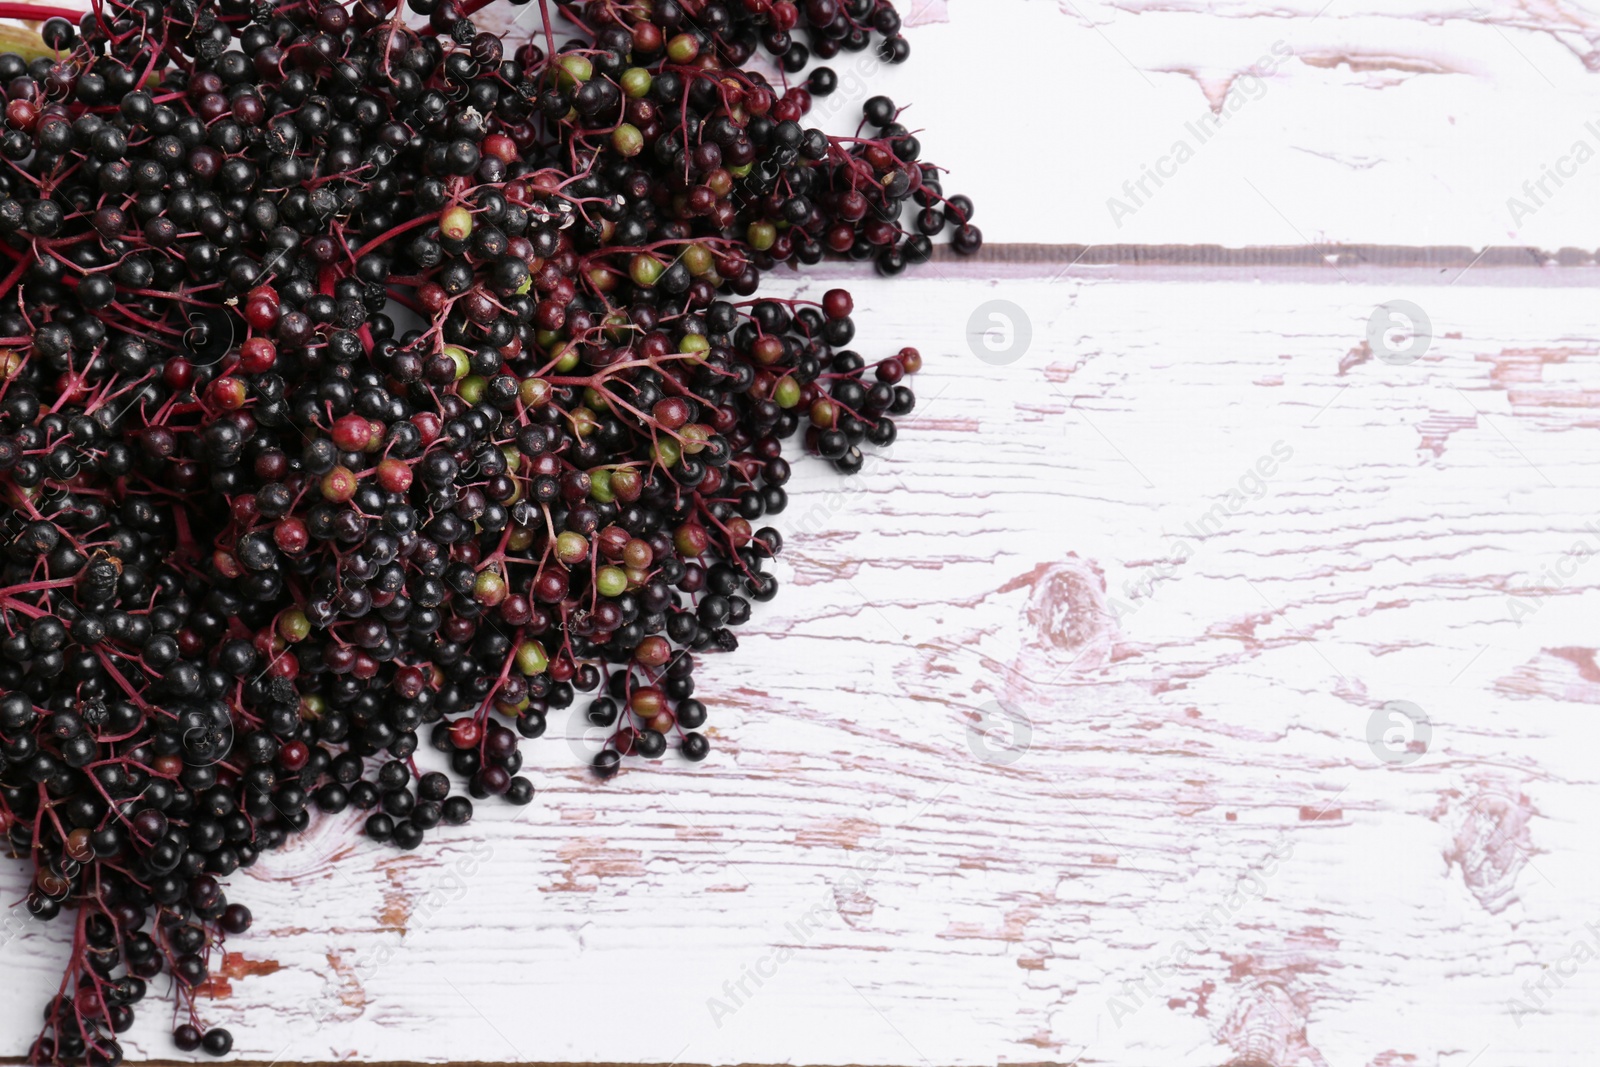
[7, 2, 1600, 1065]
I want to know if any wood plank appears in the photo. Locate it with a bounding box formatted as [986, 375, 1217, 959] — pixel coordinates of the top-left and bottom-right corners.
[21, 0, 1600, 249]
[868, 0, 1600, 248]
[5, 263, 1598, 1066]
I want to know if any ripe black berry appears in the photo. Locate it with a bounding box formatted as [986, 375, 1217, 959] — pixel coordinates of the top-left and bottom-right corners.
[0, 0, 966, 1057]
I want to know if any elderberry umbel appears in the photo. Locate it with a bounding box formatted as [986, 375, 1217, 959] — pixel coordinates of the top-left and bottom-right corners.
[0, 0, 976, 1060]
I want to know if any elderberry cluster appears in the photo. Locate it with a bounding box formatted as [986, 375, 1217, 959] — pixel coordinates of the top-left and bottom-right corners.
[0, 0, 978, 1061]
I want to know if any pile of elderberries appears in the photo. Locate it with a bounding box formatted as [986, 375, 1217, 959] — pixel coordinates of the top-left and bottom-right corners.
[0, 0, 980, 1060]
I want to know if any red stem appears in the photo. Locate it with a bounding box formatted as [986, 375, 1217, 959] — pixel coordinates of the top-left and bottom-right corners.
[537, 0, 557, 67]
[0, 252, 29, 304]
[351, 208, 441, 260]
[0, 2, 84, 19]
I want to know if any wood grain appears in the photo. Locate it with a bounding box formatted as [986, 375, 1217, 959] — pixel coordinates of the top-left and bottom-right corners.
[4, 0, 1600, 1062]
[6, 261, 1599, 1066]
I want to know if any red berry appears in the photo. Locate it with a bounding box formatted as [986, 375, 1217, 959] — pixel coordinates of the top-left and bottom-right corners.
[482, 133, 516, 163]
[278, 740, 309, 771]
[745, 88, 773, 117]
[74, 987, 102, 1017]
[320, 465, 358, 503]
[593, 525, 627, 560]
[207, 376, 247, 410]
[239, 336, 276, 372]
[267, 651, 299, 680]
[535, 298, 565, 331]
[634, 636, 670, 667]
[449, 717, 483, 749]
[533, 568, 569, 603]
[629, 686, 665, 716]
[653, 397, 691, 428]
[499, 595, 532, 626]
[640, 332, 671, 359]
[163, 357, 194, 391]
[411, 412, 441, 444]
[393, 666, 426, 700]
[5, 99, 36, 131]
[621, 539, 652, 570]
[376, 458, 412, 493]
[243, 297, 278, 331]
[331, 413, 372, 451]
[674, 523, 709, 556]
[751, 335, 785, 365]
[273, 517, 309, 554]
[632, 21, 662, 52]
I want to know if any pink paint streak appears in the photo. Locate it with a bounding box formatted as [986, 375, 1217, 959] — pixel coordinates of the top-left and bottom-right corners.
[903, 0, 949, 27]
